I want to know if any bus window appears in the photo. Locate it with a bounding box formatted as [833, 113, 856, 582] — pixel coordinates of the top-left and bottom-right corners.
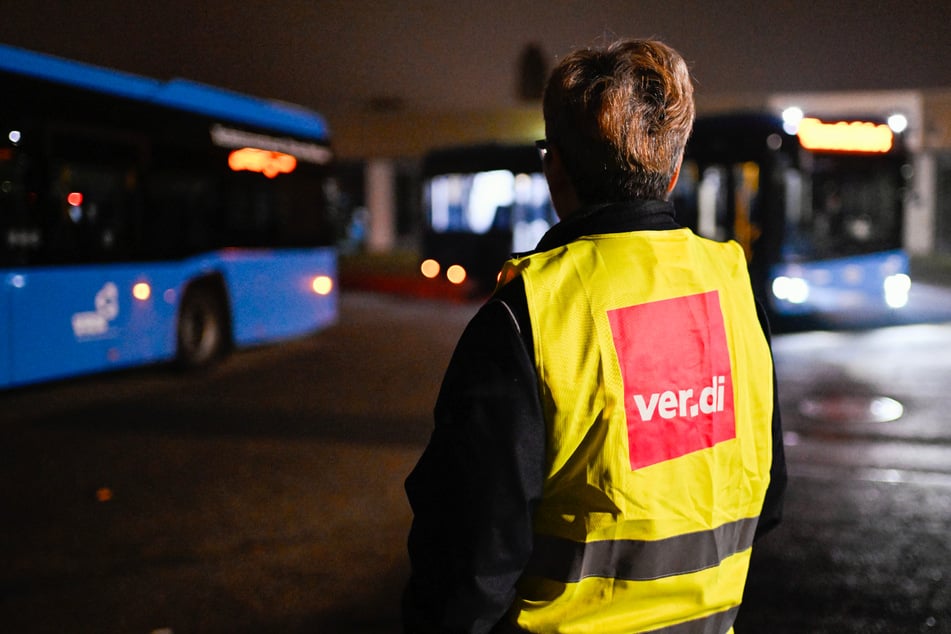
[427, 174, 466, 232]
[1, 125, 42, 266]
[697, 165, 727, 241]
[685, 161, 762, 260]
[734, 162, 762, 261]
[144, 169, 217, 257]
[43, 127, 143, 264]
[511, 172, 552, 252]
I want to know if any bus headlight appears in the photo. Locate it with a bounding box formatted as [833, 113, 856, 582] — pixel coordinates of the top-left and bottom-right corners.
[772, 276, 810, 304]
[883, 273, 911, 309]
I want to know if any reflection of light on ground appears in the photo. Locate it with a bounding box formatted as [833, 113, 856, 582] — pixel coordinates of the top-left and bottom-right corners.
[790, 462, 951, 488]
[798, 394, 904, 424]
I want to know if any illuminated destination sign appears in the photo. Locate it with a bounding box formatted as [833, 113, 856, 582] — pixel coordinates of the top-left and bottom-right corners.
[228, 148, 297, 178]
[210, 124, 333, 165]
[797, 117, 894, 153]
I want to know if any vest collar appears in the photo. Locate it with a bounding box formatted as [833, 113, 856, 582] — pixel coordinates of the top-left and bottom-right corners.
[535, 199, 680, 253]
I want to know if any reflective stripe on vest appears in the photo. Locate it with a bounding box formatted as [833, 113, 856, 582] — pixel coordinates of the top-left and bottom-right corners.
[499, 228, 774, 634]
[525, 516, 758, 583]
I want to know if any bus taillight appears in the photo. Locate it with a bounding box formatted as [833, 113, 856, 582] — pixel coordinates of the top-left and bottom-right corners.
[312, 275, 334, 295]
[446, 265, 467, 285]
[420, 259, 441, 279]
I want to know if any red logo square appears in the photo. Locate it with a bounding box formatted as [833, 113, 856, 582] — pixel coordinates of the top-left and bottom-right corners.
[607, 291, 735, 470]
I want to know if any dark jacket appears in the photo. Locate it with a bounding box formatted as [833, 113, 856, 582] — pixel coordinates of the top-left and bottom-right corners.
[403, 199, 787, 634]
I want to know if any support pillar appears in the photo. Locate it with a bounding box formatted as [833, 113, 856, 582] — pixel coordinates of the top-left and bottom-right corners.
[365, 158, 396, 253]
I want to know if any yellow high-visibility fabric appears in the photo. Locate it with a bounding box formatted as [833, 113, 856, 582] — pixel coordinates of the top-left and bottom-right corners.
[498, 228, 774, 634]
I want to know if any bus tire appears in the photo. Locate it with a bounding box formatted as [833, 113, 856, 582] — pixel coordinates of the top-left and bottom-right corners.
[176, 282, 230, 369]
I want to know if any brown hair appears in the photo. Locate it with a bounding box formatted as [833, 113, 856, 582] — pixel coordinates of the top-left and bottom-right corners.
[543, 38, 695, 203]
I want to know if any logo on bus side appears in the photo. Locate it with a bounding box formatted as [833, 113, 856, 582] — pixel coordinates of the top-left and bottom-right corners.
[71, 282, 119, 339]
[607, 291, 736, 470]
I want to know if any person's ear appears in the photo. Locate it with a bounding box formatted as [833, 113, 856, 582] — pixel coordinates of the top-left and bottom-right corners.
[666, 157, 684, 195]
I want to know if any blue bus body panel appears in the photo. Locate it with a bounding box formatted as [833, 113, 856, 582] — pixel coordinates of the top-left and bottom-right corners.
[2, 249, 337, 388]
[213, 249, 338, 346]
[0, 275, 11, 386]
[770, 249, 909, 316]
[7, 264, 182, 386]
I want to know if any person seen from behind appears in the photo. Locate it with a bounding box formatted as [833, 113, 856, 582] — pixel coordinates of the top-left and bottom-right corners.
[404, 37, 787, 634]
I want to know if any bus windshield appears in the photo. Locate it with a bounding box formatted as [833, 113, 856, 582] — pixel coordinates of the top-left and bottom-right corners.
[789, 152, 906, 261]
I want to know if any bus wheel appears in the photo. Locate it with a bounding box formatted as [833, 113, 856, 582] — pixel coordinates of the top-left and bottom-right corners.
[176, 286, 229, 368]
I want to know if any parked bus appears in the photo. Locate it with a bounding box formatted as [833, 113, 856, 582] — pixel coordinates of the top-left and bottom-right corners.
[0, 44, 338, 388]
[419, 143, 556, 294]
[673, 111, 912, 322]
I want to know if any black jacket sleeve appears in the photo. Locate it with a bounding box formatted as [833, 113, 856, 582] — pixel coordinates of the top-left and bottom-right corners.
[403, 279, 545, 634]
[754, 299, 787, 540]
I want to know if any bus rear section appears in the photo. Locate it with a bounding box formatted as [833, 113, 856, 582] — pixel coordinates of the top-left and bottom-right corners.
[0, 44, 338, 388]
[674, 112, 912, 325]
[419, 144, 557, 295]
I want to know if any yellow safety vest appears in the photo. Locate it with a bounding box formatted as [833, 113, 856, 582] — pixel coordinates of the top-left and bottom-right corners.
[498, 228, 774, 634]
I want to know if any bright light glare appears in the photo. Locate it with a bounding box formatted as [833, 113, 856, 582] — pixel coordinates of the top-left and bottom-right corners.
[782, 107, 804, 134]
[772, 276, 810, 304]
[446, 264, 467, 285]
[8, 130, 21, 144]
[132, 282, 152, 301]
[420, 259, 441, 279]
[887, 113, 908, 134]
[884, 273, 911, 308]
[311, 275, 334, 295]
[870, 396, 904, 422]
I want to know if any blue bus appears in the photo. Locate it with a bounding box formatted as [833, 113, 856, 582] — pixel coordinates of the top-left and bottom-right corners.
[674, 111, 912, 323]
[0, 44, 338, 388]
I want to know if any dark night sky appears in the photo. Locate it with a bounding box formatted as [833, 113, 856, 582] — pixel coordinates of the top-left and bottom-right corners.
[2, 1, 949, 117]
